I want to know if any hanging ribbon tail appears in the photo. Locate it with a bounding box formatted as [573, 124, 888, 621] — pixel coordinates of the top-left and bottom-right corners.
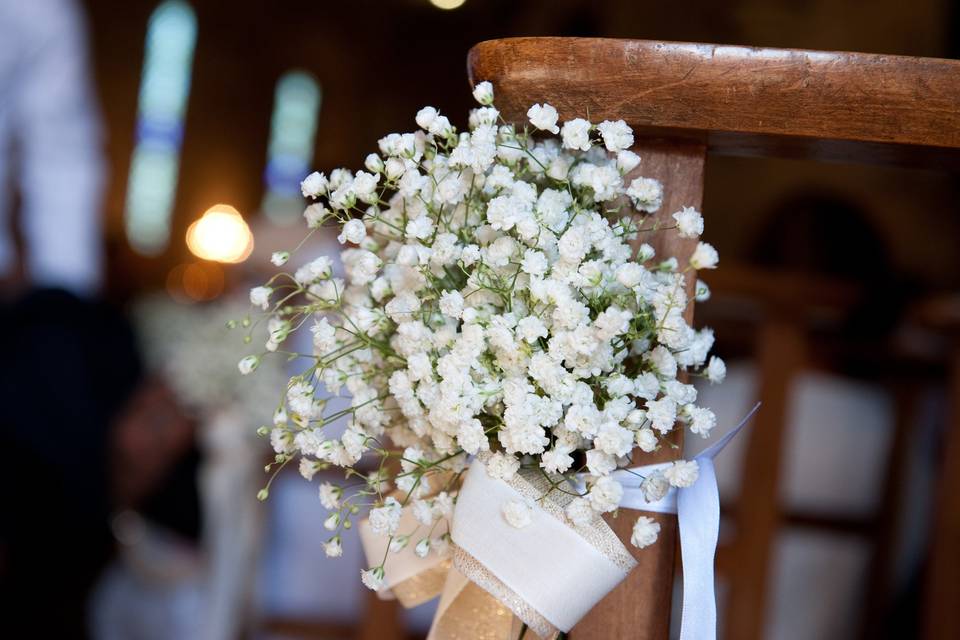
[677, 402, 761, 640]
[697, 402, 762, 462]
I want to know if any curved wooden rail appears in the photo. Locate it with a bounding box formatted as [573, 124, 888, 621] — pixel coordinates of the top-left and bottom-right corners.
[468, 37, 960, 169]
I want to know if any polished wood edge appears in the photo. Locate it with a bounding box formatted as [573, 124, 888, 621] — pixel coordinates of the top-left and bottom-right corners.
[467, 37, 960, 169]
[468, 36, 960, 76]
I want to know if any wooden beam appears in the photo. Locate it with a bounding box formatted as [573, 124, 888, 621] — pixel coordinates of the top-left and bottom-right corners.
[467, 38, 960, 170]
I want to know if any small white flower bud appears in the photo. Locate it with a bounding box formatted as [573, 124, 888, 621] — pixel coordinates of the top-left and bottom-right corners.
[249, 286, 272, 310]
[472, 80, 494, 105]
[384, 157, 406, 181]
[303, 203, 328, 229]
[690, 242, 719, 270]
[238, 355, 259, 375]
[414, 538, 431, 558]
[630, 516, 660, 549]
[323, 536, 343, 558]
[364, 153, 384, 174]
[527, 103, 559, 134]
[361, 567, 385, 591]
[300, 171, 328, 198]
[695, 279, 711, 302]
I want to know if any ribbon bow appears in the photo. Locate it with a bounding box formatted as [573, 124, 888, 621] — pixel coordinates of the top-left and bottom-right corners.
[360, 404, 760, 640]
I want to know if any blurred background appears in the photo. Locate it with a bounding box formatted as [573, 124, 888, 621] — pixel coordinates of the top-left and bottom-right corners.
[0, 0, 958, 638]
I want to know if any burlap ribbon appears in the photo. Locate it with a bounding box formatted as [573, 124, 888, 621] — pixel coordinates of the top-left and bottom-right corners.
[359, 454, 638, 640]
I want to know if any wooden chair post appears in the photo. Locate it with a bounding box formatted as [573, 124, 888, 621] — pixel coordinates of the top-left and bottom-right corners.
[467, 36, 960, 639]
[911, 297, 960, 640]
[926, 342, 960, 640]
[725, 315, 807, 640]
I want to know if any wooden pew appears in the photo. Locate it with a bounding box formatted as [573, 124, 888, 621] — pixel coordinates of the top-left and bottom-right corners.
[466, 37, 960, 640]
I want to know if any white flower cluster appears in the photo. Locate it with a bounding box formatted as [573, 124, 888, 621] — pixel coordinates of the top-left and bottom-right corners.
[240, 81, 725, 587]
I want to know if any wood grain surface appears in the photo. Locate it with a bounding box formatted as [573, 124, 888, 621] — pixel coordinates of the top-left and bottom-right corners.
[468, 37, 960, 170]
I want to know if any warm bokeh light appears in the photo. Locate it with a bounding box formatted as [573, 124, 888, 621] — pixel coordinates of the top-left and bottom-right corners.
[185, 204, 254, 263]
[429, 0, 466, 10]
[165, 261, 225, 302]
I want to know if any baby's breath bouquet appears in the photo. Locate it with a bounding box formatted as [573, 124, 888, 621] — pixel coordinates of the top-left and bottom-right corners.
[238, 81, 725, 634]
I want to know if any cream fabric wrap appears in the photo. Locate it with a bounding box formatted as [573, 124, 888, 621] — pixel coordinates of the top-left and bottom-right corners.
[358, 505, 450, 608]
[450, 457, 637, 637]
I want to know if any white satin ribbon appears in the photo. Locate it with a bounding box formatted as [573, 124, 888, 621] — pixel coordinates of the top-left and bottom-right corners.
[452, 461, 635, 634]
[615, 403, 761, 640]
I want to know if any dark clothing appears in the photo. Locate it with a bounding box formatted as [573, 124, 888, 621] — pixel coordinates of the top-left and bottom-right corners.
[0, 289, 141, 638]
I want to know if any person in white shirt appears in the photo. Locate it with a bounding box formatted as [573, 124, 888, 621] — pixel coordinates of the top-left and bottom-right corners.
[0, 2, 132, 639]
[0, 0, 104, 297]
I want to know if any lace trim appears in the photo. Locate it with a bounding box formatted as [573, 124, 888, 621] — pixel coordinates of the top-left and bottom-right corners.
[477, 452, 637, 573]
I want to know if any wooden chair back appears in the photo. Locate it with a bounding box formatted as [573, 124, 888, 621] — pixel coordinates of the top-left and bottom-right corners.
[467, 36, 960, 640]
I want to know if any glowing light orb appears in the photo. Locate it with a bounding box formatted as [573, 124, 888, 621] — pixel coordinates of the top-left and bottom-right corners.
[429, 0, 466, 10]
[185, 204, 254, 263]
